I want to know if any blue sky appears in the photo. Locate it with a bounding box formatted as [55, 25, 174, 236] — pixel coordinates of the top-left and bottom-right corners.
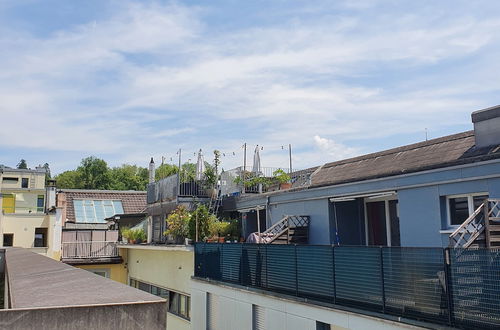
[1, 0, 499, 174]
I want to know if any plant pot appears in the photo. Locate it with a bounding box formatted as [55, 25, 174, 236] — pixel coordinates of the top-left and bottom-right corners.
[279, 182, 292, 190]
[136, 238, 143, 244]
[218, 237, 225, 243]
[130, 239, 137, 244]
[185, 238, 193, 245]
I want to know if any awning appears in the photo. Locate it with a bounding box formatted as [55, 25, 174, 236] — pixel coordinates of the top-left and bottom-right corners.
[329, 191, 396, 202]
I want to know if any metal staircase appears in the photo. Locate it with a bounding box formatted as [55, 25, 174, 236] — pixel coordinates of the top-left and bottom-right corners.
[259, 215, 310, 244]
[449, 199, 500, 249]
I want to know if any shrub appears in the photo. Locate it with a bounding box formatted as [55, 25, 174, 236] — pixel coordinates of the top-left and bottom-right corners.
[189, 204, 216, 241]
[165, 206, 191, 238]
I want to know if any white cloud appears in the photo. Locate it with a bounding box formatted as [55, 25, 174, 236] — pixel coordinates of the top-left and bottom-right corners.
[1, 1, 500, 173]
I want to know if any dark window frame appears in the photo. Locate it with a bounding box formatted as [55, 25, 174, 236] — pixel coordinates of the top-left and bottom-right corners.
[21, 178, 29, 188]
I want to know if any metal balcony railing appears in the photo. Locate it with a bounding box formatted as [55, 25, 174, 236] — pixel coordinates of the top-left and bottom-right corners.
[195, 244, 500, 330]
[61, 241, 119, 259]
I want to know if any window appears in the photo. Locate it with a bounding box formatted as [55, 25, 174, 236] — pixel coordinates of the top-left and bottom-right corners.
[316, 321, 331, 330]
[129, 278, 190, 321]
[2, 177, 18, 182]
[37, 195, 44, 213]
[34, 228, 47, 247]
[447, 193, 489, 227]
[73, 199, 124, 223]
[21, 178, 29, 188]
[88, 269, 110, 278]
[3, 234, 13, 247]
[253, 305, 265, 330]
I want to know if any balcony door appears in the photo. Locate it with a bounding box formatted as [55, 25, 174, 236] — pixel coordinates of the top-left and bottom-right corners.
[364, 196, 400, 247]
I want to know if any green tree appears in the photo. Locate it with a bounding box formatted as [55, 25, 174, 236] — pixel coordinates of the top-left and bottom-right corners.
[180, 162, 196, 182]
[77, 156, 111, 189]
[54, 170, 82, 189]
[155, 163, 178, 181]
[189, 204, 216, 241]
[109, 165, 149, 191]
[17, 159, 27, 169]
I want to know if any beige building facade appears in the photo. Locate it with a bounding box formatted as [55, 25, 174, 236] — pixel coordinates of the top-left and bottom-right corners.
[120, 245, 194, 330]
[0, 167, 60, 259]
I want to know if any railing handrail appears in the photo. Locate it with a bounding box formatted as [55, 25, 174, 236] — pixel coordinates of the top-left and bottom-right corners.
[449, 201, 485, 239]
[62, 241, 118, 244]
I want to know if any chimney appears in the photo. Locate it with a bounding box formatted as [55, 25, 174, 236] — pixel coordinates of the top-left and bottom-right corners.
[149, 157, 155, 183]
[472, 105, 500, 148]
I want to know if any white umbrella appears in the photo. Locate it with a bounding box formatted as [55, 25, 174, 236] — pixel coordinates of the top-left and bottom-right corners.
[252, 145, 262, 174]
[195, 149, 205, 180]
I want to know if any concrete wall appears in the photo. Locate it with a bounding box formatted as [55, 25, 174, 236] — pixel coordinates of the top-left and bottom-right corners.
[0, 298, 166, 330]
[124, 246, 194, 330]
[191, 279, 423, 330]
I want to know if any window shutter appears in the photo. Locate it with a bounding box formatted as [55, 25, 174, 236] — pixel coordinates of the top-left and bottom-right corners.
[253, 305, 266, 330]
[207, 293, 219, 330]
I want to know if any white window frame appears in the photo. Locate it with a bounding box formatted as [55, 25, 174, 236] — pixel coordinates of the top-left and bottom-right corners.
[445, 192, 489, 229]
[363, 194, 398, 247]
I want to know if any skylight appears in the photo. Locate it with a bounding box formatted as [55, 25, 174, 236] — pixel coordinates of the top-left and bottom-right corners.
[73, 199, 124, 223]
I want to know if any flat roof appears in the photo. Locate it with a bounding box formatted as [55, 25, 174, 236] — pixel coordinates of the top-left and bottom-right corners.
[5, 248, 164, 309]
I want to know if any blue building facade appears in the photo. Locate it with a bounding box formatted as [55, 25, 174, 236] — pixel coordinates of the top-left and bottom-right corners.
[228, 106, 500, 247]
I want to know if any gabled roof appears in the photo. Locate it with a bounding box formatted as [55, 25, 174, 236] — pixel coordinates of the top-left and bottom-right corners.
[311, 131, 500, 188]
[58, 189, 147, 222]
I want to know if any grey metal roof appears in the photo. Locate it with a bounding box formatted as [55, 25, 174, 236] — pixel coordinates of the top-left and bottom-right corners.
[311, 131, 500, 188]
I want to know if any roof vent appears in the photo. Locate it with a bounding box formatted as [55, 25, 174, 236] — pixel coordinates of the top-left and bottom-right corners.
[471, 105, 500, 148]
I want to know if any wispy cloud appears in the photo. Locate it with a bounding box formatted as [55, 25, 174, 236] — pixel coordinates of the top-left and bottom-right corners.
[1, 1, 500, 173]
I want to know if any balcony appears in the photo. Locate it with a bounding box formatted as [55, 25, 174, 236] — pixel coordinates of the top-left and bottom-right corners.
[147, 174, 210, 204]
[61, 241, 121, 265]
[194, 243, 500, 330]
[220, 166, 314, 195]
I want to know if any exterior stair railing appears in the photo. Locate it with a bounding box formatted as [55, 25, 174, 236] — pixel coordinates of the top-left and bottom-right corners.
[260, 215, 310, 244]
[449, 199, 500, 249]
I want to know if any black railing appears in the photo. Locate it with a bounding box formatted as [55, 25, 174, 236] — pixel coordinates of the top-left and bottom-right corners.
[194, 244, 500, 330]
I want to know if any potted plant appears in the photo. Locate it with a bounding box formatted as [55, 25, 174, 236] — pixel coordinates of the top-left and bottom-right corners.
[120, 226, 131, 244]
[165, 206, 190, 244]
[273, 169, 292, 190]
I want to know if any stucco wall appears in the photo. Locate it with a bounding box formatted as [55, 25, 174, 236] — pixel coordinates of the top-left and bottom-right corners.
[268, 199, 331, 245]
[77, 263, 128, 284]
[191, 279, 423, 330]
[124, 247, 194, 330]
[236, 161, 500, 247]
[1, 213, 59, 259]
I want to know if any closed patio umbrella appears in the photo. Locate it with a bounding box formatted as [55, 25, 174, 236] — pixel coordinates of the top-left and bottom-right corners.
[252, 145, 261, 174]
[195, 149, 205, 180]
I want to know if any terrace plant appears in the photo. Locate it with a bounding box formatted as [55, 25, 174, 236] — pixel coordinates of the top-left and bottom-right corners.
[272, 169, 290, 184]
[128, 228, 146, 244]
[165, 205, 191, 240]
[188, 204, 216, 241]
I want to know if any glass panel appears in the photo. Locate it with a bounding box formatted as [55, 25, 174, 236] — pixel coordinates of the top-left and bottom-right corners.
[186, 296, 190, 319]
[113, 200, 124, 214]
[169, 292, 179, 314]
[449, 197, 469, 226]
[73, 200, 84, 222]
[473, 195, 489, 211]
[138, 281, 151, 293]
[366, 201, 387, 246]
[180, 295, 187, 317]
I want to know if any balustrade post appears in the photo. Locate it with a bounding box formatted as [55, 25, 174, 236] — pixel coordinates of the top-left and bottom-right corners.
[294, 244, 299, 296]
[443, 248, 455, 326]
[380, 247, 386, 314]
